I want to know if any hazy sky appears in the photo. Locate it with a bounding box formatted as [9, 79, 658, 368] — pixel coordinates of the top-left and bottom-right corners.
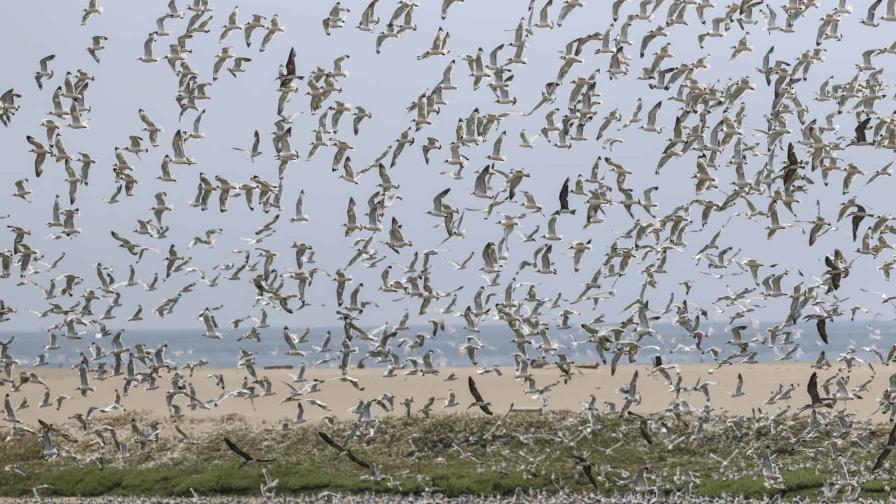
[1, 0, 894, 338]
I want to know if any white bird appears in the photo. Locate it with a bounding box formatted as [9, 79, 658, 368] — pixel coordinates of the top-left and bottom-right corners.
[3, 394, 20, 423]
[233, 130, 262, 161]
[82, 0, 103, 25]
[12, 179, 31, 201]
[519, 129, 540, 148]
[138, 32, 159, 63]
[87, 35, 108, 63]
[34, 54, 55, 89]
[290, 189, 310, 223]
[75, 364, 96, 396]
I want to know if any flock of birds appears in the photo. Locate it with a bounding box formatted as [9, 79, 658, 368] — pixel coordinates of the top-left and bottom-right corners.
[4, 0, 896, 500]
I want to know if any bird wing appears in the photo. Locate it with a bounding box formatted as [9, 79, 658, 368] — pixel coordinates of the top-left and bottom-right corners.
[224, 436, 253, 462]
[3, 395, 14, 418]
[873, 421, 896, 470]
[251, 130, 261, 152]
[39, 54, 55, 71]
[786, 142, 798, 166]
[468, 376, 492, 414]
[285, 47, 296, 76]
[172, 131, 186, 158]
[79, 365, 90, 387]
[647, 101, 662, 125]
[559, 177, 570, 209]
[318, 431, 346, 453]
[816, 318, 828, 344]
[468, 376, 484, 402]
[540, 245, 552, 269]
[807, 372, 822, 404]
[638, 418, 654, 445]
[346, 450, 371, 469]
[26, 135, 44, 150]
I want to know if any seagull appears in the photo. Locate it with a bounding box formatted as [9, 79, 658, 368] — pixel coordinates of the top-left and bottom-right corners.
[866, 161, 894, 186]
[3, 393, 20, 423]
[259, 14, 285, 52]
[519, 129, 540, 148]
[290, 190, 310, 223]
[26, 136, 51, 177]
[139, 109, 163, 146]
[81, 0, 103, 25]
[86, 35, 108, 63]
[75, 364, 96, 396]
[233, 131, 263, 163]
[34, 55, 55, 89]
[12, 179, 31, 201]
[220, 6, 242, 42]
[244, 14, 268, 47]
[138, 32, 159, 63]
[729, 373, 745, 397]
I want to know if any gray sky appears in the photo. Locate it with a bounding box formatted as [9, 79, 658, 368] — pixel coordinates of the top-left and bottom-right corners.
[1, 0, 894, 339]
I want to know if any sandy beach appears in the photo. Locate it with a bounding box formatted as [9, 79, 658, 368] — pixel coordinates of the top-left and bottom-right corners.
[6, 361, 887, 429]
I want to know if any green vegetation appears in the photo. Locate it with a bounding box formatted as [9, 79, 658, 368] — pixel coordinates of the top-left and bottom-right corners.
[0, 411, 894, 499]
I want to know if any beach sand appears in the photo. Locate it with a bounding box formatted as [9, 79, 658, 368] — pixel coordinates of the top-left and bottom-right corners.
[6, 362, 886, 429]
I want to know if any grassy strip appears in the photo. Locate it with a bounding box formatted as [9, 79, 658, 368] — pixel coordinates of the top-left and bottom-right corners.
[0, 412, 894, 499]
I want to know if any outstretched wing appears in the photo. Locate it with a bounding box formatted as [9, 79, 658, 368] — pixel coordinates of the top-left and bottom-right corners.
[468, 376, 492, 415]
[638, 417, 654, 445]
[807, 372, 821, 404]
[3, 394, 14, 418]
[816, 319, 828, 344]
[559, 177, 570, 210]
[346, 450, 371, 470]
[468, 376, 484, 403]
[786, 142, 798, 167]
[873, 422, 896, 470]
[318, 431, 346, 453]
[583, 464, 599, 490]
[224, 437, 253, 462]
[285, 47, 296, 76]
[855, 117, 871, 143]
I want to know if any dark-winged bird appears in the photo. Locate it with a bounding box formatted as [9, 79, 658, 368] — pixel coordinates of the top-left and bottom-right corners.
[467, 376, 493, 415]
[318, 431, 371, 470]
[873, 421, 896, 471]
[853, 116, 872, 145]
[798, 372, 832, 412]
[558, 177, 573, 214]
[571, 455, 600, 490]
[224, 437, 277, 467]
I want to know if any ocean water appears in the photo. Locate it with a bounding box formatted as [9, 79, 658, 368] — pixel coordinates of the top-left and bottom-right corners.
[1, 320, 891, 369]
